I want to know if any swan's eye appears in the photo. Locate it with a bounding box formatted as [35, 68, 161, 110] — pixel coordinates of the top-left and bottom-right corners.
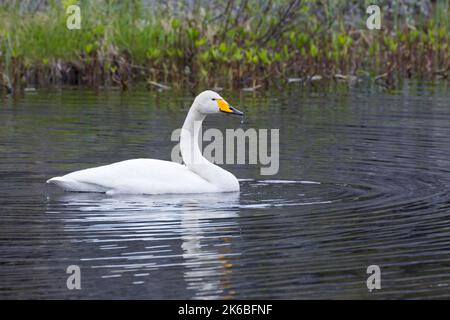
[211, 98, 216, 101]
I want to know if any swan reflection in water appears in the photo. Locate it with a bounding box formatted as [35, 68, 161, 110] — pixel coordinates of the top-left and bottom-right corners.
[46, 192, 241, 299]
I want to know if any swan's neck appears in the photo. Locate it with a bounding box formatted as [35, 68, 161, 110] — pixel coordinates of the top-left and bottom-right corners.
[180, 107, 206, 167]
[180, 106, 237, 189]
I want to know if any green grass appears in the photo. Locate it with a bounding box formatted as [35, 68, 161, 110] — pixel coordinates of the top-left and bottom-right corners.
[0, 0, 449, 91]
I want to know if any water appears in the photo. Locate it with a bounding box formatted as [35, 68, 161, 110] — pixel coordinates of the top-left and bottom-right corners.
[1, 83, 450, 299]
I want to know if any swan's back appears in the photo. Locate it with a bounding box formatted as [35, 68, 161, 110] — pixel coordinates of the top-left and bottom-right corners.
[47, 159, 218, 194]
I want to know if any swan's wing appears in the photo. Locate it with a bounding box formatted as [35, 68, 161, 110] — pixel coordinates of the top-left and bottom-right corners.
[47, 159, 215, 194]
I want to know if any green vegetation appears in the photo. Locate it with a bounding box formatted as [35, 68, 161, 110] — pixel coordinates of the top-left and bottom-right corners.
[0, 0, 449, 92]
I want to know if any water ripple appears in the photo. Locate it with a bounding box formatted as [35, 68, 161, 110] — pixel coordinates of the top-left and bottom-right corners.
[1, 86, 450, 299]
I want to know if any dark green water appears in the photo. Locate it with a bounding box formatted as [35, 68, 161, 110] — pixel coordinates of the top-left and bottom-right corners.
[1, 83, 450, 299]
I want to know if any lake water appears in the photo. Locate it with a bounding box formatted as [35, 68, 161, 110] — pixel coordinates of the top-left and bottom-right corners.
[1, 82, 450, 299]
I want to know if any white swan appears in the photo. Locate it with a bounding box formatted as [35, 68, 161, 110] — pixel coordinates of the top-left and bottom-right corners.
[46, 90, 244, 195]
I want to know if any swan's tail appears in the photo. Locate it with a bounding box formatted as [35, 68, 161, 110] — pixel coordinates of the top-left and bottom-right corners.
[47, 177, 61, 183]
[47, 176, 83, 191]
[46, 177, 69, 188]
[46, 176, 107, 193]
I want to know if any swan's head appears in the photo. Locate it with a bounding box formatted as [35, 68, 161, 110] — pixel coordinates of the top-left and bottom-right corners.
[193, 90, 244, 116]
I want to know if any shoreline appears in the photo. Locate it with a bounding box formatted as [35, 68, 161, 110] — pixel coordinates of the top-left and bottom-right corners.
[1, 1, 449, 93]
[2, 78, 449, 100]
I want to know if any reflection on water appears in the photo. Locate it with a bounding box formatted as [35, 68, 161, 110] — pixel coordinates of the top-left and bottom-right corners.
[48, 192, 240, 299]
[1, 83, 450, 299]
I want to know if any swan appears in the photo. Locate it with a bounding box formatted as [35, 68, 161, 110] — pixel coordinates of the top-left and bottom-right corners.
[46, 90, 244, 195]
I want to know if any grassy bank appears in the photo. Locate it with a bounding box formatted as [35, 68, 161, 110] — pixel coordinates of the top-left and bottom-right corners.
[0, 0, 449, 93]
